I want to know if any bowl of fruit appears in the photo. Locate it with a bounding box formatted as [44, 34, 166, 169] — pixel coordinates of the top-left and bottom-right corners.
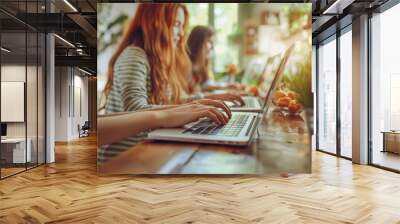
[272, 89, 303, 115]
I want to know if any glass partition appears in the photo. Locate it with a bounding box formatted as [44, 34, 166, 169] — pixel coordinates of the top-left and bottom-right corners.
[1, 31, 28, 177]
[27, 31, 38, 169]
[0, 1, 46, 179]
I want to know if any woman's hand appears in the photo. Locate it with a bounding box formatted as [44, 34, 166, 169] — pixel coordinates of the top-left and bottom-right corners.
[99, 102, 231, 146]
[204, 93, 245, 106]
[191, 98, 231, 118]
[155, 102, 231, 128]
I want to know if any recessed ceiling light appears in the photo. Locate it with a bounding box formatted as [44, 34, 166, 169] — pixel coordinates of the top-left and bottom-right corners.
[1, 47, 11, 53]
[54, 34, 75, 48]
[63, 0, 78, 12]
[322, 0, 354, 15]
[78, 67, 93, 76]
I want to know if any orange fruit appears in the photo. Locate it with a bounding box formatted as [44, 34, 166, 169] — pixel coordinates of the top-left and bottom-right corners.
[288, 100, 301, 113]
[273, 90, 287, 103]
[277, 96, 292, 107]
[287, 91, 299, 100]
[249, 85, 259, 96]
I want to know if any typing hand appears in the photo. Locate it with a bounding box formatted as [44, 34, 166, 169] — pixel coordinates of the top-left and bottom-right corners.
[155, 101, 231, 128]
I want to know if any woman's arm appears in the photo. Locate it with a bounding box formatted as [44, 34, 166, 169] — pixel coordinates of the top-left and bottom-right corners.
[98, 101, 231, 146]
[98, 111, 159, 146]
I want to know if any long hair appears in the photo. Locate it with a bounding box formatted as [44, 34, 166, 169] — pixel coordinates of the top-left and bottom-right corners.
[104, 3, 191, 104]
[187, 26, 214, 89]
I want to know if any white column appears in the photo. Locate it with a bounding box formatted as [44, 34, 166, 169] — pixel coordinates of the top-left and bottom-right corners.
[46, 33, 55, 163]
[352, 14, 369, 164]
[45, 0, 55, 163]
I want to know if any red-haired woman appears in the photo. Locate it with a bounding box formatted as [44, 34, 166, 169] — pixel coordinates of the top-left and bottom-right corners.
[99, 4, 242, 163]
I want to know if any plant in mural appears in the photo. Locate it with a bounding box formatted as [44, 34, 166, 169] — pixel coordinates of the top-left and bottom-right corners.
[97, 4, 129, 55]
[282, 45, 312, 108]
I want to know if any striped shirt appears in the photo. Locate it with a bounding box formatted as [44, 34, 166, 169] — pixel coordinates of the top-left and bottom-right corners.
[98, 46, 200, 164]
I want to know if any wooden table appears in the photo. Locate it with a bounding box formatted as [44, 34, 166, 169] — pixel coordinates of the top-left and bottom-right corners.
[1, 138, 32, 165]
[98, 107, 312, 175]
[381, 131, 400, 154]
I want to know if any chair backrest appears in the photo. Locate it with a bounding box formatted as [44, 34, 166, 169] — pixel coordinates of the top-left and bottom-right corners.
[82, 121, 90, 129]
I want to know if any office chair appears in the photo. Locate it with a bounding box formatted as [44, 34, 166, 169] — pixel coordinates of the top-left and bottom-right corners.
[79, 121, 90, 138]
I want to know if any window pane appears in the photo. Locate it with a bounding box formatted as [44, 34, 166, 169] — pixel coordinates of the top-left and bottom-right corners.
[213, 4, 239, 73]
[371, 3, 400, 171]
[185, 3, 209, 30]
[340, 29, 352, 158]
[317, 37, 337, 154]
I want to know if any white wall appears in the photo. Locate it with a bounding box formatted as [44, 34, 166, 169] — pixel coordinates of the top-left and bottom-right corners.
[1, 64, 46, 164]
[54, 67, 89, 141]
[1, 65, 26, 135]
[1, 65, 37, 137]
[71, 73, 89, 138]
[55, 67, 69, 141]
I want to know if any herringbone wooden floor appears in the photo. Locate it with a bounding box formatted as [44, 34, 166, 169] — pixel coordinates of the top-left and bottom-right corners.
[1, 135, 400, 224]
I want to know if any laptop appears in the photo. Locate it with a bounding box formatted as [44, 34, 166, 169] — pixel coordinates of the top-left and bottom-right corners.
[147, 45, 294, 146]
[228, 53, 283, 112]
[212, 55, 278, 112]
[211, 57, 268, 112]
[258, 53, 282, 93]
[227, 96, 263, 112]
[240, 58, 266, 86]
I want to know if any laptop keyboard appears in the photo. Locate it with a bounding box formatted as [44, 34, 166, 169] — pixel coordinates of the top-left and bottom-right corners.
[182, 114, 250, 137]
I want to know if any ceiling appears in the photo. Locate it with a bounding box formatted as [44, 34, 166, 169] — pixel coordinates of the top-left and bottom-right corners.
[0, 0, 96, 74]
[0, 0, 395, 74]
[311, 0, 390, 43]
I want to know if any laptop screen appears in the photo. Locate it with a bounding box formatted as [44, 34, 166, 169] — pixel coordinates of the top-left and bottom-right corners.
[261, 44, 295, 115]
[240, 59, 266, 86]
[258, 53, 283, 93]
